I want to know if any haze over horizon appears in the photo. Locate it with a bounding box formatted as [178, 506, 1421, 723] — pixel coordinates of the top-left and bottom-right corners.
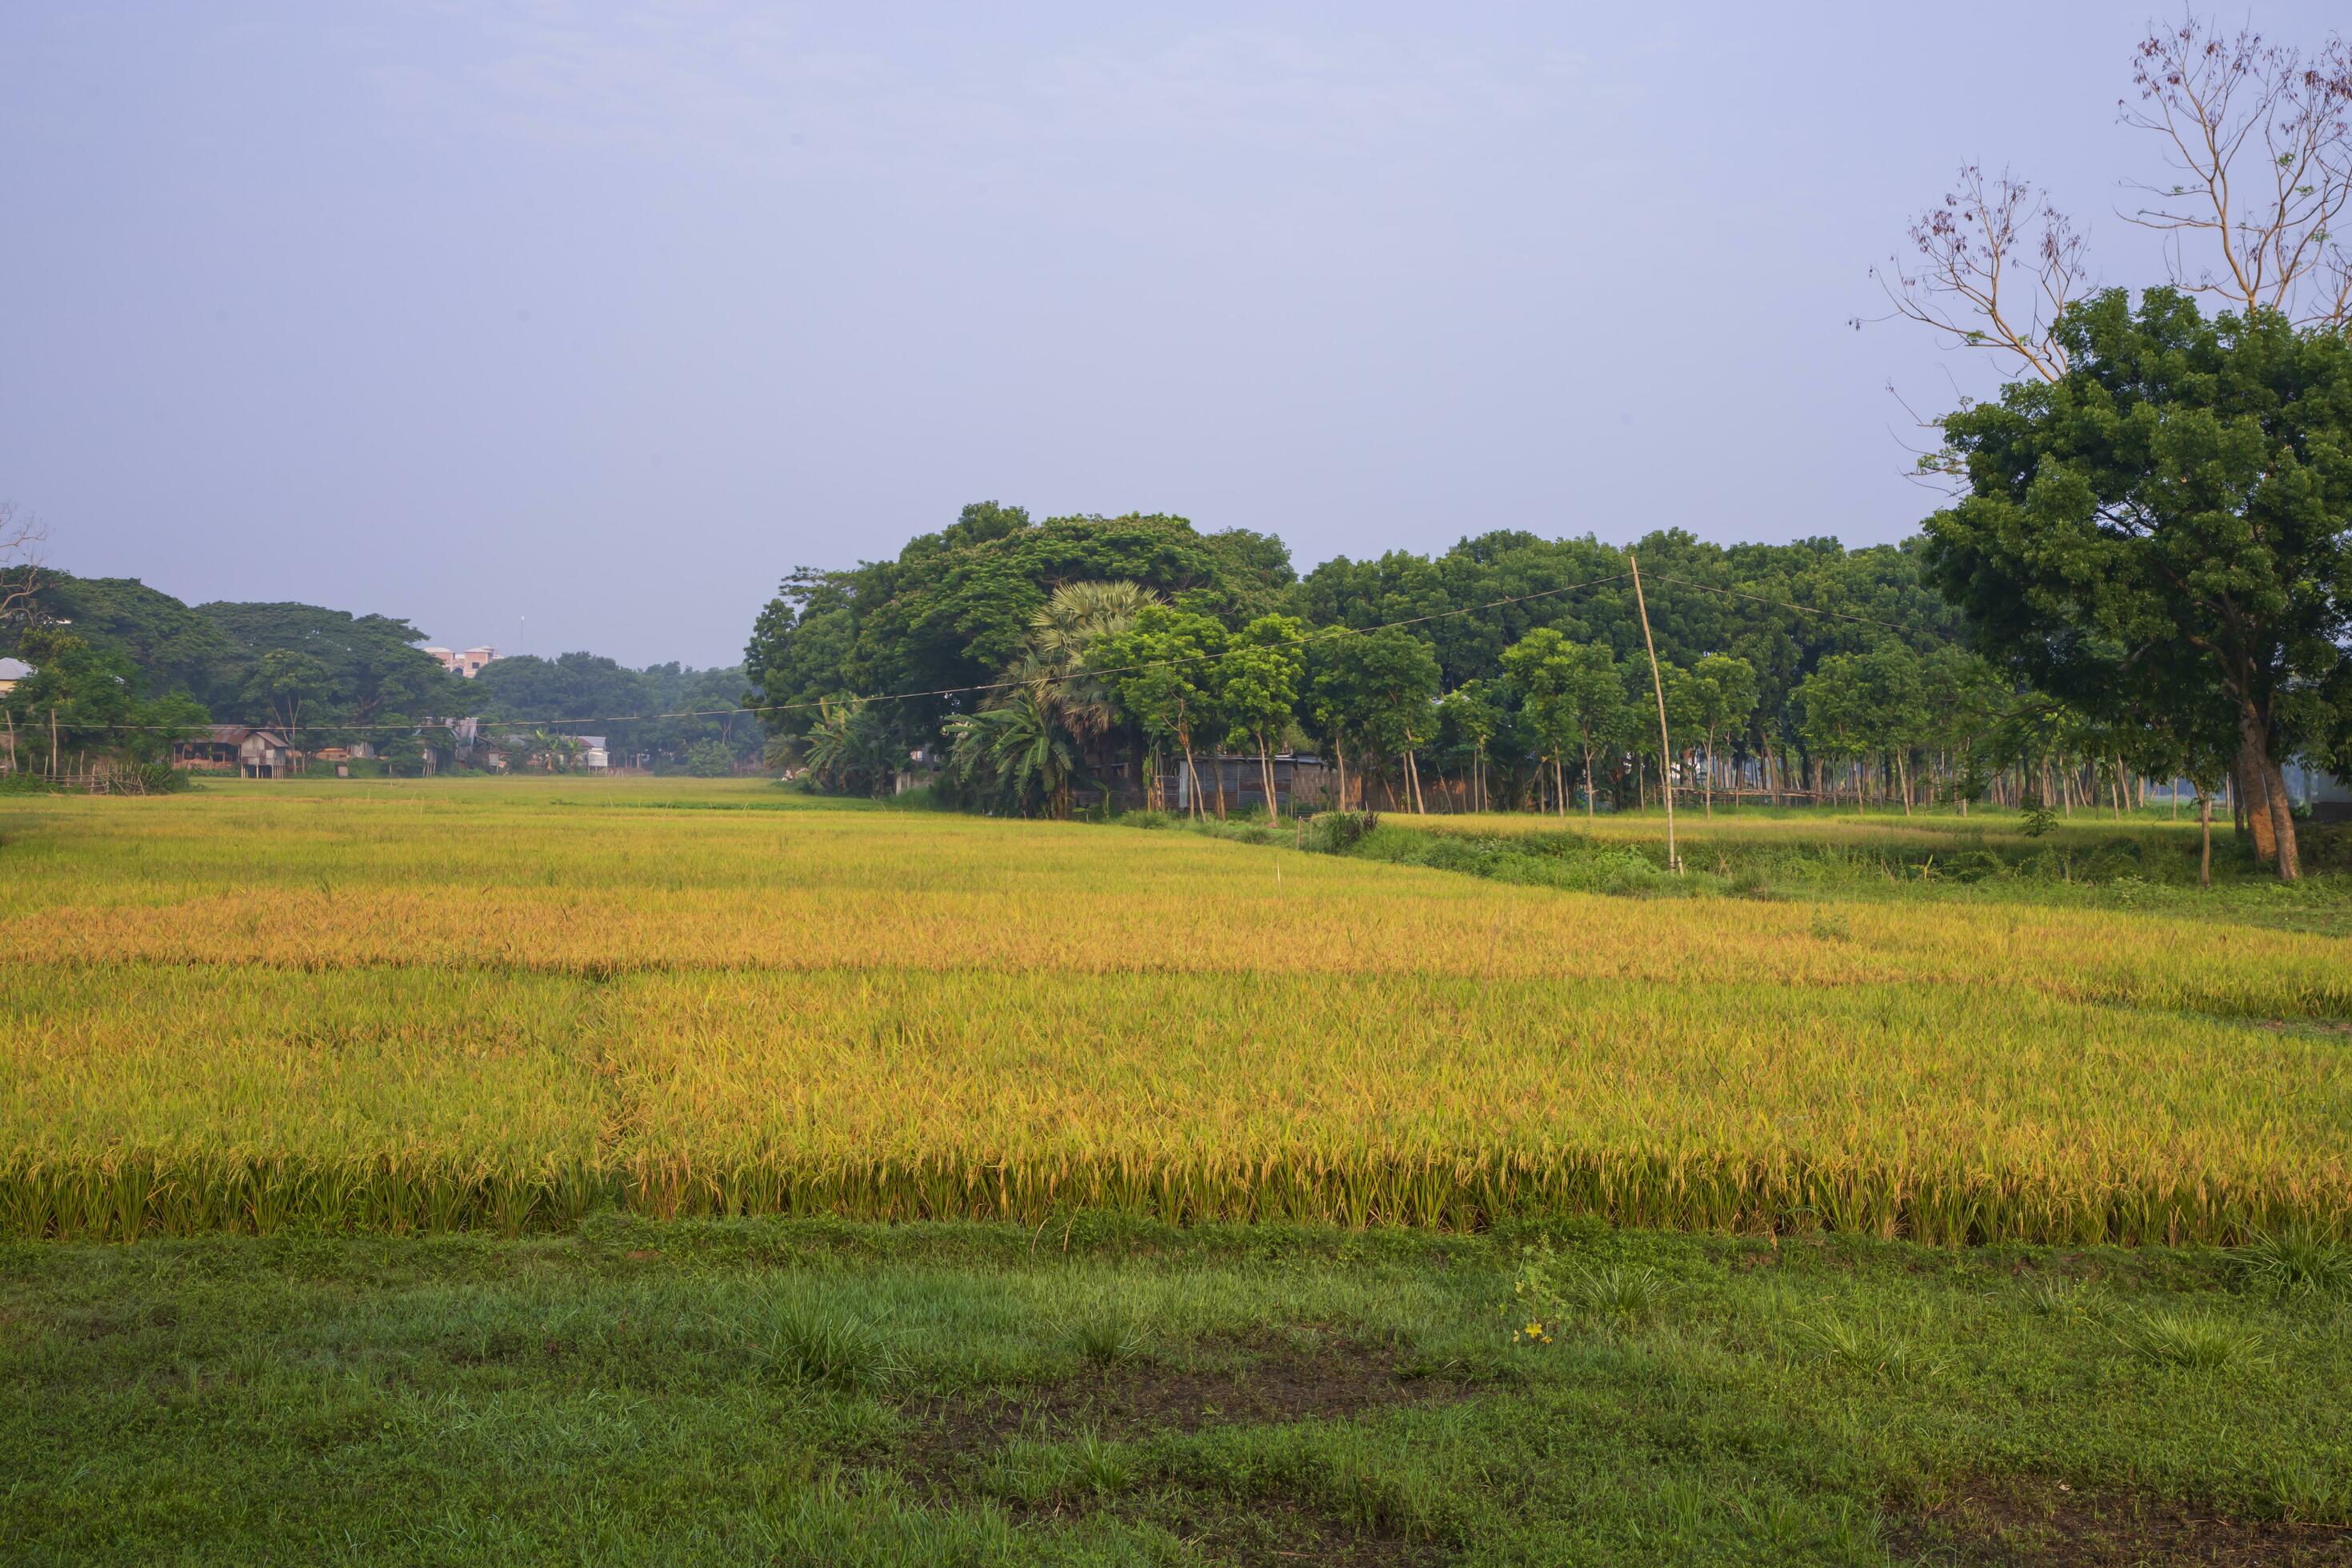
[6, 2, 2338, 667]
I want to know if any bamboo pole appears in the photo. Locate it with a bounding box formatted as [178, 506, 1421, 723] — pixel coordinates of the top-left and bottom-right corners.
[1626, 550, 1678, 873]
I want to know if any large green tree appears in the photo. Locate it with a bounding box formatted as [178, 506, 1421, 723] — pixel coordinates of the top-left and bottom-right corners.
[745, 505, 1293, 759]
[1215, 614, 1308, 821]
[4, 628, 207, 771]
[198, 602, 462, 738]
[2, 572, 228, 698]
[1668, 652, 1759, 817]
[1088, 605, 1230, 818]
[1303, 629, 1440, 812]
[1926, 288, 2352, 879]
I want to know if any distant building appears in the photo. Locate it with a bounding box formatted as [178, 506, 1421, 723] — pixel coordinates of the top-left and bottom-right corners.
[173, 726, 300, 778]
[423, 646, 498, 679]
[2292, 762, 2350, 824]
[0, 656, 31, 694]
[1164, 754, 1336, 815]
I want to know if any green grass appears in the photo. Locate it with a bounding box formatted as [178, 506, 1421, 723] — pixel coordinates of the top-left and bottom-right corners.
[1170, 802, 2352, 934]
[5, 1216, 2350, 1564]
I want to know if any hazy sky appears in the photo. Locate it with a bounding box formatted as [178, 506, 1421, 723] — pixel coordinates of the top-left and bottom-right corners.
[2, 3, 2339, 666]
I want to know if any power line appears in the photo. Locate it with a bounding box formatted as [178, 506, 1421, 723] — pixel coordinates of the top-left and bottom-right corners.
[1645, 573, 1940, 637]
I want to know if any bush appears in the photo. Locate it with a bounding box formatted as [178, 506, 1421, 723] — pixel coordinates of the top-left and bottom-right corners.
[1308, 810, 1379, 853]
[686, 741, 734, 778]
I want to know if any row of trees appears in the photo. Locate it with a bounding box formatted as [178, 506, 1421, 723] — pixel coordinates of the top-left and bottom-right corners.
[746, 506, 1979, 806]
[774, 548, 2242, 834]
[0, 568, 759, 772]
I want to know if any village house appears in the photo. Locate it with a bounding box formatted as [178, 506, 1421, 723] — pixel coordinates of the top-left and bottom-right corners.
[172, 725, 301, 778]
[1161, 753, 1336, 816]
[0, 656, 30, 695]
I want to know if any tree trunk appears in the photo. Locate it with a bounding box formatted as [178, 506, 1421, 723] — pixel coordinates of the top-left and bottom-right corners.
[1182, 741, 1202, 821]
[1259, 736, 1278, 823]
[2234, 730, 2278, 865]
[2234, 715, 2299, 880]
[2198, 792, 2213, 889]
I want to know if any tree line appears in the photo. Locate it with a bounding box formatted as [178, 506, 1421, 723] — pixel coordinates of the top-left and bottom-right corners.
[0, 569, 759, 775]
[750, 506, 2339, 846]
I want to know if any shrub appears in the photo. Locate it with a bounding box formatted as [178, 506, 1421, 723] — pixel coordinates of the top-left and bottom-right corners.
[2237, 1226, 2352, 1301]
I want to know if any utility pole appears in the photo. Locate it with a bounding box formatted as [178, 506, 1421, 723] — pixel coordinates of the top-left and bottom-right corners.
[1627, 550, 1679, 873]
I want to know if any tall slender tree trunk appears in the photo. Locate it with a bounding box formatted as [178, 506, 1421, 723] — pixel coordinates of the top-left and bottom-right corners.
[2198, 792, 2213, 889]
[1182, 740, 1202, 822]
[1259, 736, 1278, 823]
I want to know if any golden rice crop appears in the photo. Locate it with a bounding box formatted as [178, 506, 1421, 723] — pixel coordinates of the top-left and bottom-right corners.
[2, 778, 2346, 1243]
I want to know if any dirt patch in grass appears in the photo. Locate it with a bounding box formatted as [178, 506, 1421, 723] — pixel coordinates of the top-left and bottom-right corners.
[2257, 1018, 2352, 1040]
[900, 1334, 1478, 1458]
[881, 1338, 1468, 1565]
[1142, 1493, 1448, 1566]
[1892, 1480, 2352, 1565]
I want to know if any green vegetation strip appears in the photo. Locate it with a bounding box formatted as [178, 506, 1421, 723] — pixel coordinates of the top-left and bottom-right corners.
[4, 1217, 2349, 1564]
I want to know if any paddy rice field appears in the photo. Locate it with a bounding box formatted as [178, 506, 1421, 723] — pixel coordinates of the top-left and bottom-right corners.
[3, 777, 2348, 1247]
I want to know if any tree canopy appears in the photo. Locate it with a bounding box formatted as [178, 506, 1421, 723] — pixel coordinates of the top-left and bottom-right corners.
[1926, 287, 2352, 878]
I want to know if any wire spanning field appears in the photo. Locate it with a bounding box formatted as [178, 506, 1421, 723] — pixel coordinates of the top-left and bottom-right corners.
[2, 778, 2347, 1245]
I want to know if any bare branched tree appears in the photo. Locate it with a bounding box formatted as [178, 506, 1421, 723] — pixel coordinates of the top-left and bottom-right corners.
[2121, 17, 2352, 329]
[0, 501, 46, 626]
[1866, 165, 2092, 385]
[1874, 14, 2352, 393]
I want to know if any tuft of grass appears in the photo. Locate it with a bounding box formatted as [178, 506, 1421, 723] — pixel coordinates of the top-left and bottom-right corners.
[2115, 1308, 2271, 1373]
[751, 1304, 899, 1394]
[1068, 1310, 1151, 1369]
[1566, 1263, 1668, 1322]
[1794, 1315, 1942, 1382]
[2236, 1226, 2352, 1301]
[2025, 1277, 2107, 1322]
[1506, 1247, 1667, 1342]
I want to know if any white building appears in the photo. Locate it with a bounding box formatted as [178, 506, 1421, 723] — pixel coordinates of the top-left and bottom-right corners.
[423, 646, 498, 678]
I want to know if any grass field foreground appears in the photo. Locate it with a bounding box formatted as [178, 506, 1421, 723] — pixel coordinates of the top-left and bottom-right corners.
[5, 1217, 2350, 1564]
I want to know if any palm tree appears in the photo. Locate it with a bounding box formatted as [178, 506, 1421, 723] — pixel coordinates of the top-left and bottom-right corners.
[800, 697, 889, 796]
[1021, 581, 1160, 740]
[946, 689, 1084, 818]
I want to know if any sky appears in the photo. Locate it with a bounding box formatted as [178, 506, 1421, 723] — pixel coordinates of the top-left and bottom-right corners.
[2, 2, 2341, 668]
